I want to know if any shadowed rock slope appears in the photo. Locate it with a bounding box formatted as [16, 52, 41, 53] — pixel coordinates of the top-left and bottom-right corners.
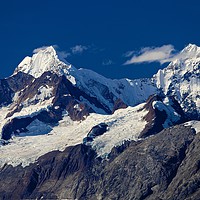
[0, 124, 199, 200]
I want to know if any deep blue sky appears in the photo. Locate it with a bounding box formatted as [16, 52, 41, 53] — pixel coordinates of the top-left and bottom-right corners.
[0, 0, 200, 79]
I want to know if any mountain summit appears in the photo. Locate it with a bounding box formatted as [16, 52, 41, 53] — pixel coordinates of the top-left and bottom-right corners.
[154, 43, 200, 119]
[14, 46, 75, 79]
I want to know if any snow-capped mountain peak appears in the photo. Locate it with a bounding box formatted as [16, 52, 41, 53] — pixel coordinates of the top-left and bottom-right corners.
[154, 44, 200, 119]
[182, 43, 200, 53]
[14, 46, 76, 79]
[171, 43, 200, 66]
[0, 43, 200, 171]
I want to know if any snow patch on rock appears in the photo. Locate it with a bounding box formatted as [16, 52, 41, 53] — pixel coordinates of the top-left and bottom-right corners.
[152, 100, 180, 128]
[184, 120, 200, 134]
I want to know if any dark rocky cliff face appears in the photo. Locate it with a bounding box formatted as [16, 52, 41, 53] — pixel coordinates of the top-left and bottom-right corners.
[0, 72, 34, 107]
[0, 124, 199, 200]
[140, 94, 186, 138]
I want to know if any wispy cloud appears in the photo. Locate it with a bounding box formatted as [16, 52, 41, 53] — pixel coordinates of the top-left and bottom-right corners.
[102, 59, 114, 66]
[54, 45, 71, 59]
[71, 45, 88, 54]
[123, 50, 135, 57]
[124, 45, 175, 65]
[57, 51, 71, 59]
[33, 46, 50, 53]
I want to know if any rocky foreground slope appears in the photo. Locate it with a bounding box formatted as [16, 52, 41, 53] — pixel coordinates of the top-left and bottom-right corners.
[0, 123, 200, 200]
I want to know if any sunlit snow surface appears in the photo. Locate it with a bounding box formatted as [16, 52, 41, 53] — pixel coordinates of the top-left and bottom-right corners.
[14, 46, 75, 81]
[154, 44, 200, 116]
[0, 104, 147, 167]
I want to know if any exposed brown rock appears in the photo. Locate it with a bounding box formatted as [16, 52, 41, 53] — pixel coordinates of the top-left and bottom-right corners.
[140, 95, 168, 138]
[0, 72, 34, 107]
[2, 117, 34, 140]
[140, 94, 187, 139]
[112, 98, 128, 113]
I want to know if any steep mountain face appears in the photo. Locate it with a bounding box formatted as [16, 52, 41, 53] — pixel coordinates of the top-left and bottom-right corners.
[0, 44, 200, 199]
[154, 44, 200, 119]
[0, 72, 34, 107]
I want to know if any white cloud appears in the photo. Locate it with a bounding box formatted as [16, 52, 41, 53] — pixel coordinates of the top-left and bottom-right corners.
[124, 45, 175, 65]
[57, 52, 71, 63]
[33, 46, 50, 53]
[54, 45, 71, 59]
[57, 51, 71, 59]
[102, 59, 114, 66]
[71, 45, 88, 54]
